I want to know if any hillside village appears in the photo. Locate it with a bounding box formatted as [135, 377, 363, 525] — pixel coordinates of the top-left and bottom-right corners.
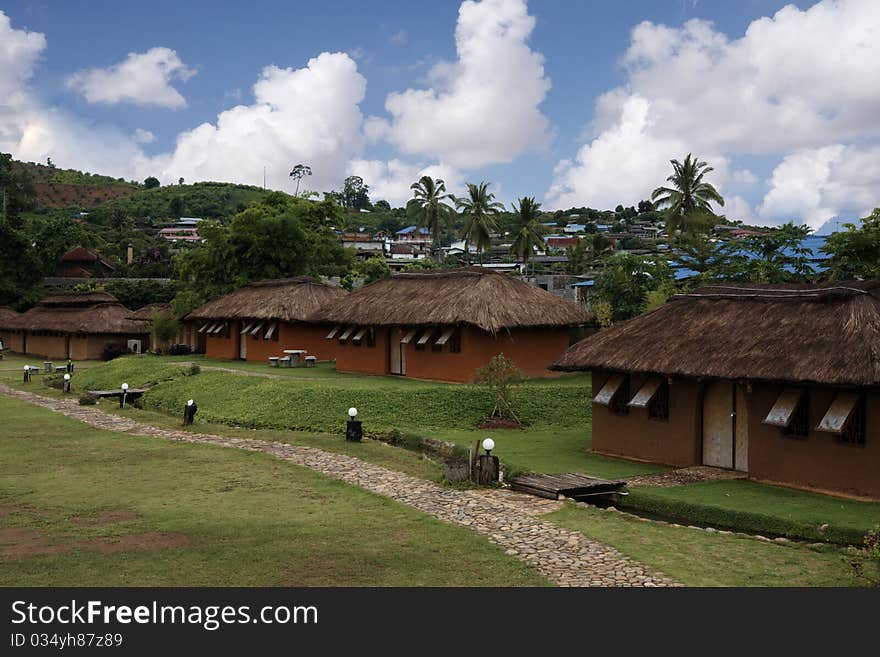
[1, 0, 880, 601]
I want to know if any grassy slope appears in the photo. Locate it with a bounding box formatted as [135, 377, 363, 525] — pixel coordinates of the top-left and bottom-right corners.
[623, 481, 880, 545]
[0, 396, 546, 586]
[547, 504, 859, 587]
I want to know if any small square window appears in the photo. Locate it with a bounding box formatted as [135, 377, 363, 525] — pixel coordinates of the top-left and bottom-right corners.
[783, 392, 809, 439]
[648, 380, 669, 421]
[840, 396, 866, 446]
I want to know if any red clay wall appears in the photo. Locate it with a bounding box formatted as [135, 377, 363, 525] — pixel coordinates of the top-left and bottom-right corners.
[19, 334, 69, 359]
[590, 369, 703, 466]
[243, 323, 339, 363]
[333, 325, 573, 383]
[746, 383, 880, 499]
[204, 325, 237, 360]
[0, 331, 24, 353]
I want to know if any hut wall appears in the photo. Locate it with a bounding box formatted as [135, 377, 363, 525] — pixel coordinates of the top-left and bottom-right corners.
[746, 383, 880, 499]
[205, 329, 237, 360]
[332, 328, 391, 375]
[243, 323, 339, 363]
[1, 331, 24, 353]
[21, 333, 69, 359]
[590, 369, 702, 466]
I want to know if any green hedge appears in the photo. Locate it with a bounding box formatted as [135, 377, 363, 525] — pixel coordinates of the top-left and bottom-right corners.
[622, 487, 874, 546]
[138, 370, 591, 433]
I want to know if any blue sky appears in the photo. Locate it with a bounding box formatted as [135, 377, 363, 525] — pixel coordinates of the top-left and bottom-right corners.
[2, 1, 877, 231]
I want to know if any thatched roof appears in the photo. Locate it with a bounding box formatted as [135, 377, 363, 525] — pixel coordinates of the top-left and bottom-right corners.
[127, 303, 172, 321]
[13, 292, 149, 335]
[552, 282, 880, 386]
[0, 307, 19, 330]
[310, 268, 593, 333]
[186, 277, 347, 323]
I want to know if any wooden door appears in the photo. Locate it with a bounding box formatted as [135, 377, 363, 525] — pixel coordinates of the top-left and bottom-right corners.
[389, 329, 403, 375]
[238, 323, 247, 360]
[702, 381, 734, 469]
[734, 384, 748, 472]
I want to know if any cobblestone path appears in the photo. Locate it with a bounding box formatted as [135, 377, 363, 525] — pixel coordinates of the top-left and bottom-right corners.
[0, 384, 676, 587]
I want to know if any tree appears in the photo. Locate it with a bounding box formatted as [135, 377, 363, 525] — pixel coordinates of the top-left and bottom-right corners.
[0, 217, 43, 309]
[289, 164, 312, 196]
[509, 197, 544, 267]
[821, 209, 880, 280]
[342, 175, 371, 210]
[144, 176, 160, 189]
[594, 253, 674, 321]
[718, 222, 815, 283]
[149, 309, 179, 354]
[473, 354, 526, 423]
[0, 152, 36, 227]
[373, 199, 391, 213]
[407, 176, 456, 261]
[178, 177, 185, 186]
[652, 154, 724, 236]
[456, 181, 503, 264]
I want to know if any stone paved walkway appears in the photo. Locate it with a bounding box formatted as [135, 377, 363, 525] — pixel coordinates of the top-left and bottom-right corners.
[0, 384, 676, 587]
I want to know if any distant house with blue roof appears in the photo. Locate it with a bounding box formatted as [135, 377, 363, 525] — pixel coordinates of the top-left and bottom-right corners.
[564, 223, 587, 234]
[395, 226, 431, 241]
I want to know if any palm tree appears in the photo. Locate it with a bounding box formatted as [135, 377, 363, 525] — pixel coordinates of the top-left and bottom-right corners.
[651, 154, 724, 236]
[456, 181, 504, 265]
[509, 196, 544, 270]
[408, 175, 456, 261]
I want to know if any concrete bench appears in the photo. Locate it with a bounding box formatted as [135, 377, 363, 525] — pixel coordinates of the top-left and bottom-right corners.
[268, 357, 279, 367]
[279, 356, 292, 367]
[304, 356, 317, 367]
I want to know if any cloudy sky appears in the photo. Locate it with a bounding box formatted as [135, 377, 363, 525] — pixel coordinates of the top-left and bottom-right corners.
[1, 0, 878, 231]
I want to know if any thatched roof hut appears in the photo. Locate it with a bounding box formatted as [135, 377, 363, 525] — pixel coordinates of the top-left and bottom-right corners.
[127, 303, 173, 322]
[552, 282, 880, 386]
[15, 291, 149, 335]
[310, 268, 593, 334]
[186, 277, 347, 323]
[0, 307, 20, 330]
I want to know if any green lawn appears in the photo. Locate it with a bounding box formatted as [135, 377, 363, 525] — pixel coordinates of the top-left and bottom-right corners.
[623, 481, 880, 545]
[547, 504, 860, 587]
[0, 395, 546, 586]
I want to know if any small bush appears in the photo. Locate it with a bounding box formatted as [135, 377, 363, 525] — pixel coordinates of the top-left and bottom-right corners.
[78, 393, 97, 406]
[187, 364, 200, 376]
[101, 343, 129, 361]
[168, 344, 193, 356]
[42, 374, 64, 390]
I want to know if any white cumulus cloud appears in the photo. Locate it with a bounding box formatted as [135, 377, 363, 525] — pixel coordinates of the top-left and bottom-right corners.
[348, 159, 464, 207]
[546, 0, 880, 225]
[368, 0, 551, 168]
[67, 47, 196, 109]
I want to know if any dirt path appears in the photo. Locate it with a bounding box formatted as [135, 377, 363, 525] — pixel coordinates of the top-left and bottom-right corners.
[0, 384, 676, 587]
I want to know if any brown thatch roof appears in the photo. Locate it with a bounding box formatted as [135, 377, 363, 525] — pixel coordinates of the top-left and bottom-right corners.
[127, 303, 172, 321]
[0, 307, 20, 330]
[310, 268, 594, 333]
[552, 282, 880, 386]
[186, 277, 347, 323]
[14, 292, 149, 335]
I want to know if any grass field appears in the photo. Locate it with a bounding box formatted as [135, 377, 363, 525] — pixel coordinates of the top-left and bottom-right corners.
[547, 504, 861, 587]
[0, 396, 546, 586]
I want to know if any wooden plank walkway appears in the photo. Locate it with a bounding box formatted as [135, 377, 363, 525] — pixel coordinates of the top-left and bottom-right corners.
[510, 473, 627, 501]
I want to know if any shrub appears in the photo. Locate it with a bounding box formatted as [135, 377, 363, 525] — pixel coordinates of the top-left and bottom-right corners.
[42, 374, 64, 390]
[78, 392, 97, 405]
[101, 343, 129, 361]
[846, 525, 880, 585]
[473, 354, 526, 424]
[187, 364, 200, 376]
[167, 344, 193, 356]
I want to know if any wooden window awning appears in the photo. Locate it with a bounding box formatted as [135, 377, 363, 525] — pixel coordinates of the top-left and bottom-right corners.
[240, 322, 253, 335]
[212, 323, 225, 334]
[264, 322, 277, 340]
[400, 329, 417, 344]
[593, 373, 626, 406]
[352, 327, 368, 343]
[325, 325, 341, 340]
[338, 327, 354, 342]
[816, 391, 861, 434]
[249, 323, 263, 336]
[628, 376, 664, 408]
[435, 327, 455, 346]
[763, 388, 804, 427]
[197, 323, 209, 333]
[417, 330, 433, 345]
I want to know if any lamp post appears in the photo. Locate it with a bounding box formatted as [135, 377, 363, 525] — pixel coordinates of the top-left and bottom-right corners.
[62, 373, 71, 394]
[478, 437, 500, 485]
[23, 365, 31, 383]
[183, 399, 197, 426]
[346, 407, 362, 442]
[120, 383, 129, 408]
